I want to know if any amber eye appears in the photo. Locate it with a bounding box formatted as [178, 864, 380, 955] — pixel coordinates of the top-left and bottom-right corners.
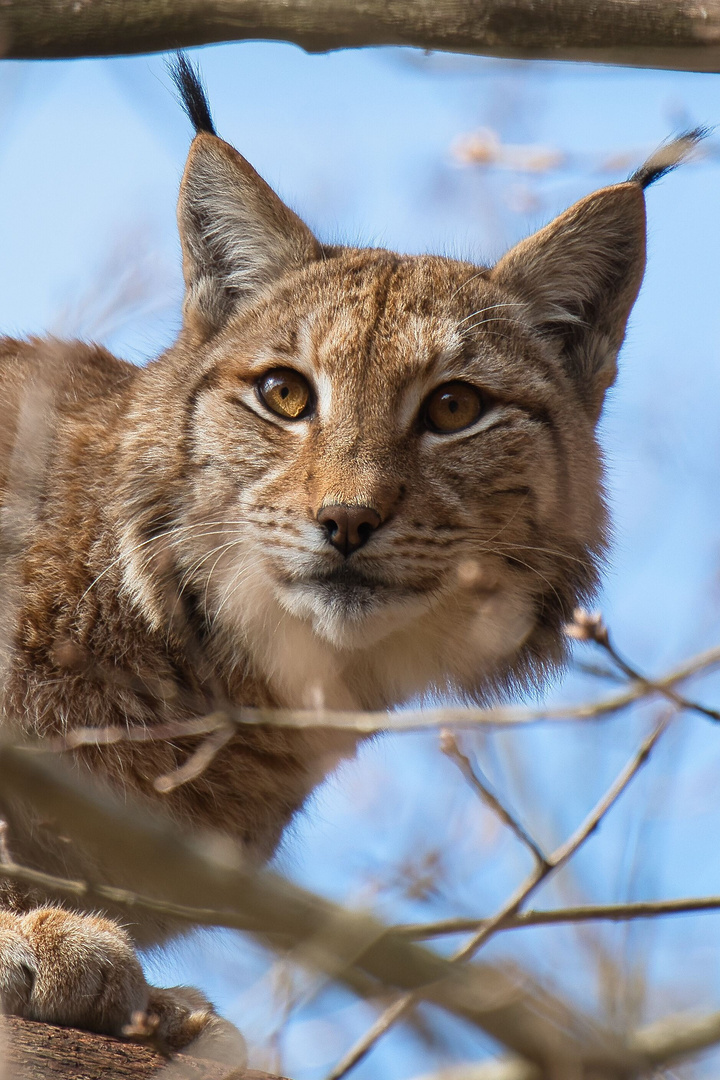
[257, 368, 312, 420]
[423, 381, 484, 433]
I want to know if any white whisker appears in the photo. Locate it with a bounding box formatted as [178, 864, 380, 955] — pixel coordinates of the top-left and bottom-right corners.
[449, 270, 488, 300]
[78, 519, 252, 602]
[457, 302, 523, 326]
[461, 315, 518, 336]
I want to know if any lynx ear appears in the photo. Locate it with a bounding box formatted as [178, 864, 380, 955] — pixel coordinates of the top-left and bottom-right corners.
[491, 183, 646, 420]
[177, 133, 321, 338]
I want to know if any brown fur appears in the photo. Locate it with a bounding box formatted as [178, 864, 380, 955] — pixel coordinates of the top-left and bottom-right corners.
[0, 111, 687, 1047]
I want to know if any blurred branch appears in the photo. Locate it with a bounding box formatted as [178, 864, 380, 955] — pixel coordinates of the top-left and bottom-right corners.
[398, 895, 720, 939]
[412, 1012, 720, 1080]
[412, 1009, 720, 1080]
[411, 1062, 539, 1080]
[325, 713, 672, 1079]
[4, 0, 720, 71]
[0, 742, 633, 1077]
[632, 1009, 720, 1064]
[413, 1012, 720, 1080]
[13, 827, 720, 976]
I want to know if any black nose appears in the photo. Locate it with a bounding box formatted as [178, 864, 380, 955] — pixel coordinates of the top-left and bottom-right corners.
[317, 504, 382, 557]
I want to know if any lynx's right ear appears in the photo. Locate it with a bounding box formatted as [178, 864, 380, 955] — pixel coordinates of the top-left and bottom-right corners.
[490, 129, 705, 422]
[490, 183, 647, 421]
[170, 55, 320, 340]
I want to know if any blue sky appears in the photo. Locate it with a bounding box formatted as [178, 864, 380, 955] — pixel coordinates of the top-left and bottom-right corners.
[2, 42, 720, 1079]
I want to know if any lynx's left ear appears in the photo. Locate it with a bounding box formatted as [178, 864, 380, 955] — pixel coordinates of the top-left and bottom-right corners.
[491, 129, 704, 421]
[170, 54, 321, 340]
[177, 136, 321, 339]
[491, 182, 646, 421]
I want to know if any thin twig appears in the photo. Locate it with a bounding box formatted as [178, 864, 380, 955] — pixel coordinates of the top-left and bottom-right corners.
[58, 713, 227, 749]
[567, 610, 720, 722]
[439, 729, 547, 866]
[0, 853, 262, 931]
[53, 640, 720, 747]
[397, 894, 720, 938]
[325, 713, 672, 1079]
[153, 723, 235, 793]
[603, 636, 720, 722]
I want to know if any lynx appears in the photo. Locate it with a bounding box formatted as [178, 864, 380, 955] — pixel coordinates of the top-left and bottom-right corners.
[0, 55, 701, 1055]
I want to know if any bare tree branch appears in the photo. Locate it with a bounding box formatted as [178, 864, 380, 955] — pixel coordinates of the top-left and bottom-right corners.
[4, 0, 720, 71]
[397, 895, 720, 939]
[10, 830, 720, 953]
[411, 1012, 720, 1080]
[567, 610, 720, 722]
[50, 639, 720, 750]
[325, 713, 672, 1079]
[439, 729, 547, 866]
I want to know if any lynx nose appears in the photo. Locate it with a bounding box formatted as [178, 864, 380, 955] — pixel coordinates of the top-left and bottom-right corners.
[317, 505, 382, 557]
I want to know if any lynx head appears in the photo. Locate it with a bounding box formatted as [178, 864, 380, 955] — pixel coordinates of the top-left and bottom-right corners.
[119, 58, 701, 710]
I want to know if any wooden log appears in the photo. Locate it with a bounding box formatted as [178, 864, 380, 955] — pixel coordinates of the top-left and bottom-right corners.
[2, 1016, 287, 1080]
[2, 0, 720, 72]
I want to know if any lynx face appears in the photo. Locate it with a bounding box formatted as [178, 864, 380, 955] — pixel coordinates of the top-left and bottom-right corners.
[116, 69, 677, 711]
[168, 248, 606, 705]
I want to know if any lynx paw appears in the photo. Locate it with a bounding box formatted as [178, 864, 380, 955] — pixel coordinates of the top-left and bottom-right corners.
[0, 908, 148, 1035]
[0, 908, 245, 1062]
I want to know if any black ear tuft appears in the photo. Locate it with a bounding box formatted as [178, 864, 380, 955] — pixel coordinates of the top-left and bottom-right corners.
[168, 52, 217, 137]
[629, 126, 709, 189]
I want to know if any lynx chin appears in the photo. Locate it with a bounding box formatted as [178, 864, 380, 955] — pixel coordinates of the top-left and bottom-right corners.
[0, 53, 703, 1053]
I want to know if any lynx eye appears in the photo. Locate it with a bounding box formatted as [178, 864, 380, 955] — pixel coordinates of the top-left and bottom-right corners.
[257, 368, 312, 420]
[423, 381, 484, 433]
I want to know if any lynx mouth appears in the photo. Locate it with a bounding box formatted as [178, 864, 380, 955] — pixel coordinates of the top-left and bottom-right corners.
[311, 564, 386, 590]
[275, 563, 431, 647]
[282, 564, 390, 612]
